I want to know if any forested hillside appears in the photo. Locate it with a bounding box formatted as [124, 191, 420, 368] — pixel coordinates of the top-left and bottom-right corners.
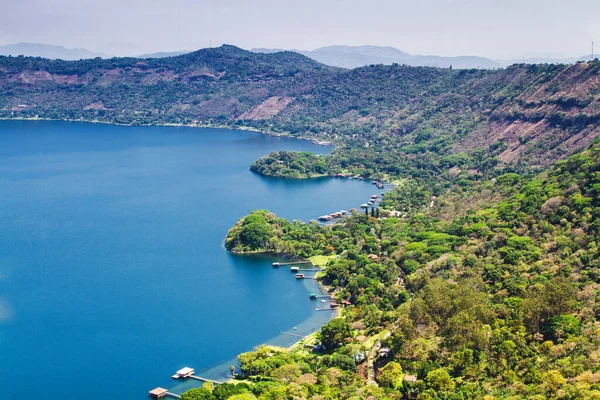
[213, 140, 600, 400]
[2, 45, 600, 178]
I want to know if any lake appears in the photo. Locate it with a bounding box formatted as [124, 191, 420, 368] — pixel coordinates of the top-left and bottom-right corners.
[0, 120, 380, 399]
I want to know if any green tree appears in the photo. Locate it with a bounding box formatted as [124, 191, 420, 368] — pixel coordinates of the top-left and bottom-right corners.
[202, 381, 214, 393]
[425, 368, 455, 392]
[544, 314, 581, 341]
[320, 318, 353, 351]
[239, 222, 272, 250]
[213, 383, 251, 400]
[227, 394, 257, 400]
[377, 361, 404, 389]
[181, 387, 216, 400]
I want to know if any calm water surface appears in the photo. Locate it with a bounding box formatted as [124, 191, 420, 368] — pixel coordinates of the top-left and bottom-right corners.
[0, 121, 381, 399]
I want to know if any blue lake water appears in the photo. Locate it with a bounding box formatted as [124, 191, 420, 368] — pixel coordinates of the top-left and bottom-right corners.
[0, 120, 381, 399]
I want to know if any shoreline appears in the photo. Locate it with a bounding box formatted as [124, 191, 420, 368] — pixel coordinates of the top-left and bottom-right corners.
[0, 116, 334, 148]
[163, 254, 335, 394]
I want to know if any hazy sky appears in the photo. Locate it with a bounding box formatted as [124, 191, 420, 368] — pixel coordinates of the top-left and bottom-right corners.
[1, 0, 598, 59]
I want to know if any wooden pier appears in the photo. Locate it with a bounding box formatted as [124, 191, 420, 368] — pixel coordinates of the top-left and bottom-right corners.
[280, 330, 306, 338]
[315, 308, 337, 311]
[189, 375, 224, 385]
[150, 367, 224, 398]
[149, 388, 181, 399]
[273, 261, 312, 267]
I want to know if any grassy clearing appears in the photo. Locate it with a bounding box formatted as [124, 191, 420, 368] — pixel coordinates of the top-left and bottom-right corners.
[309, 255, 337, 267]
[363, 329, 390, 349]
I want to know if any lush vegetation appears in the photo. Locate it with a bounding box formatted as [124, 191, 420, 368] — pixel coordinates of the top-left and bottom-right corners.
[208, 140, 600, 399]
[250, 151, 330, 178]
[225, 209, 338, 257]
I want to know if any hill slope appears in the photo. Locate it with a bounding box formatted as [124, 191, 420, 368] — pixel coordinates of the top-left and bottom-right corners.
[1, 45, 600, 176]
[218, 139, 600, 399]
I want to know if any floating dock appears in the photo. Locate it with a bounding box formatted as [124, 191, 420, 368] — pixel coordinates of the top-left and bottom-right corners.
[171, 367, 223, 385]
[149, 388, 181, 399]
[172, 367, 195, 379]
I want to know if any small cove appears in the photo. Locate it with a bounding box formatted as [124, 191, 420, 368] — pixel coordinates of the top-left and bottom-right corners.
[0, 120, 382, 399]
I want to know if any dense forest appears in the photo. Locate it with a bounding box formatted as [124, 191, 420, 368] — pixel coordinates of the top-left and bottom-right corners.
[208, 140, 600, 400]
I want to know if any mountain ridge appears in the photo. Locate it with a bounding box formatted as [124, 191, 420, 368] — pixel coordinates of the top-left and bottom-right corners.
[252, 45, 595, 69]
[1, 44, 599, 178]
[0, 42, 109, 60]
[252, 44, 501, 69]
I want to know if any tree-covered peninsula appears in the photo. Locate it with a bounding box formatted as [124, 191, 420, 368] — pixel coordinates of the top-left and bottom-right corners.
[250, 151, 330, 178]
[225, 209, 336, 256]
[215, 140, 600, 399]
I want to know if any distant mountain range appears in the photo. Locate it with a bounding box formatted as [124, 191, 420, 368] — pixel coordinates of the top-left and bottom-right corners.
[252, 45, 501, 69]
[0, 42, 594, 69]
[0, 43, 109, 60]
[252, 45, 595, 69]
[138, 50, 191, 58]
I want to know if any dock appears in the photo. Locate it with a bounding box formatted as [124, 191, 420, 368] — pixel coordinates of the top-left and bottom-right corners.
[296, 274, 317, 279]
[316, 308, 337, 311]
[273, 261, 312, 267]
[149, 388, 181, 399]
[150, 367, 224, 398]
[189, 375, 224, 385]
[280, 330, 306, 338]
[171, 367, 223, 385]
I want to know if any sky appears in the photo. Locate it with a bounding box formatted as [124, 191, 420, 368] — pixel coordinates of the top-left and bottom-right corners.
[1, 0, 598, 59]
